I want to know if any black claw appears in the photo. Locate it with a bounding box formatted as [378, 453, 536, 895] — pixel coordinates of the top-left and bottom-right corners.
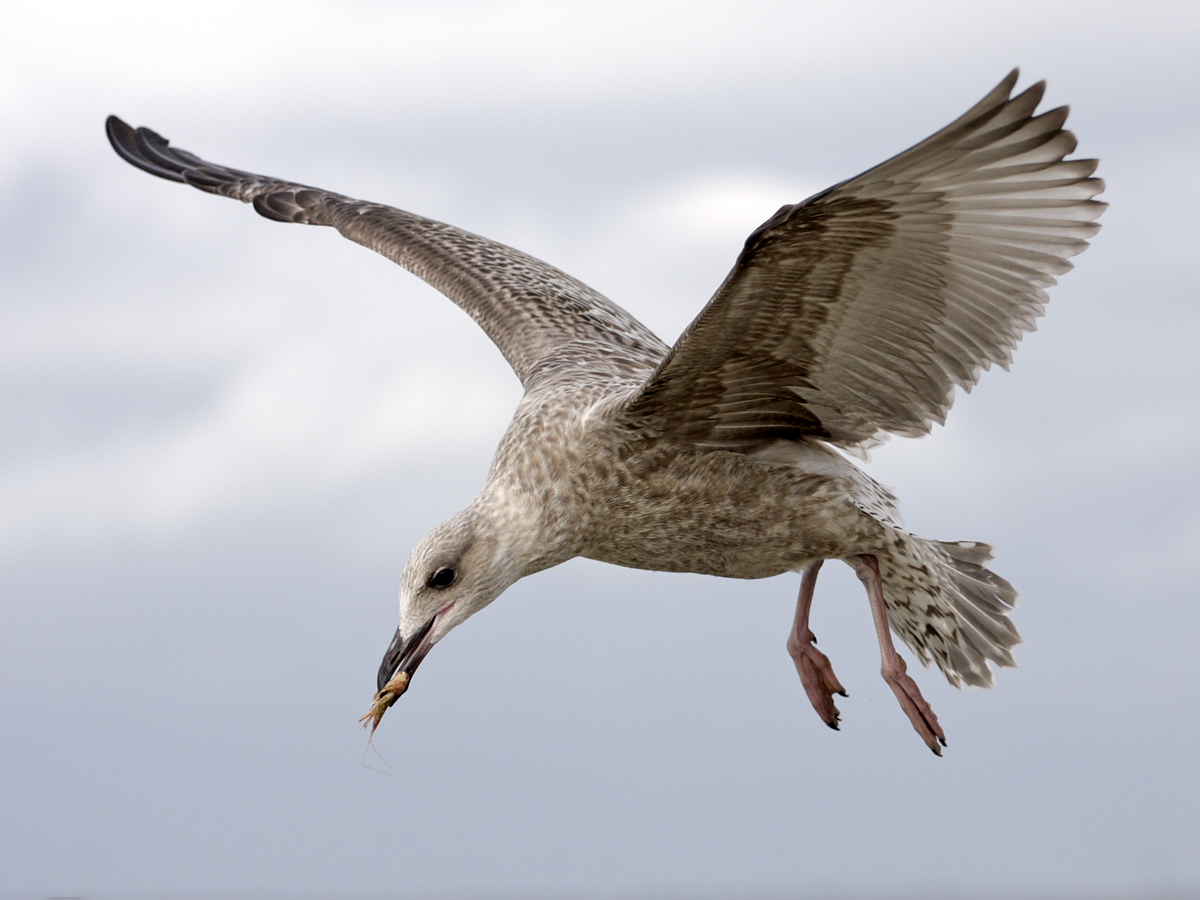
[827, 720, 840, 731]
[837, 690, 849, 697]
[931, 744, 942, 757]
[938, 736, 948, 747]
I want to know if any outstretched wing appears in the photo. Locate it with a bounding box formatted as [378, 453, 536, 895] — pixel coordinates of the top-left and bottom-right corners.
[106, 117, 667, 390]
[618, 70, 1105, 450]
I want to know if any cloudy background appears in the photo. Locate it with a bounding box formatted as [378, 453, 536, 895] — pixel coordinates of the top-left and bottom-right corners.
[2, 2, 1198, 898]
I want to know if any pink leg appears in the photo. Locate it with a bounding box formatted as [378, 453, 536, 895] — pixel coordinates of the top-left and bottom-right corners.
[786, 560, 848, 730]
[850, 554, 947, 756]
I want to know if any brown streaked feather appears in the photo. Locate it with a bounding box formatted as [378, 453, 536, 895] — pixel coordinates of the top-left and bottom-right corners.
[105, 116, 667, 391]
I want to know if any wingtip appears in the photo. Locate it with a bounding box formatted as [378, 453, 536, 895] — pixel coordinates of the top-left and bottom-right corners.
[105, 114, 137, 157]
[991, 68, 1020, 99]
[106, 115, 186, 183]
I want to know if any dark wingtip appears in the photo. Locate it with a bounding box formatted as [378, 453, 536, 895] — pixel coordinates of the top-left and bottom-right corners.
[105, 115, 140, 162]
[106, 114, 186, 183]
[105, 115, 129, 139]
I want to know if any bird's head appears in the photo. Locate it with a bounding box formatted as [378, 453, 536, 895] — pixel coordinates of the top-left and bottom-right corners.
[364, 505, 525, 729]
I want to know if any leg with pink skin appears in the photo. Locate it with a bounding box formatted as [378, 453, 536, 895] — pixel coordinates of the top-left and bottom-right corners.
[850, 553, 947, 755]
[786, 560, 848, 729]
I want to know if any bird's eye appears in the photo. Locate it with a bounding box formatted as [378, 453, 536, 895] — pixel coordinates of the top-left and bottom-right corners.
[428, 566, 457, 589]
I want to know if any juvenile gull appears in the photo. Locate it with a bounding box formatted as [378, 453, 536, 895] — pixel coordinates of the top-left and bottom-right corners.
[107, 70, 1104, 754]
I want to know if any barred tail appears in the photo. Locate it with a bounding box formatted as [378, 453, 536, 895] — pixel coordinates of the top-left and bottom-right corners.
[877, 537, 1021, 689]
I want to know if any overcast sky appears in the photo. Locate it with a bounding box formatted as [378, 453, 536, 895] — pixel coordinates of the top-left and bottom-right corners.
[2, 2, 1198, 898]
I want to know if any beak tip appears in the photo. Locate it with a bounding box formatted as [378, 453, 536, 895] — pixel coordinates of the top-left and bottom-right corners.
[377, 617, 437, 691]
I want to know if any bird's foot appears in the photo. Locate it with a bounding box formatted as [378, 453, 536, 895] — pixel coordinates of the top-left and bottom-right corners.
[881, 655, 946, 755]
[788, 629, 848, 729]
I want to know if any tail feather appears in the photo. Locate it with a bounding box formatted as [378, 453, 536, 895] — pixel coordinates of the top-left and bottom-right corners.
[877, 537, 1021, 689]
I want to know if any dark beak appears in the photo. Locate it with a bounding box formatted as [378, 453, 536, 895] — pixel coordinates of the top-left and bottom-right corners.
[376, 616, 437, 693]
[362, 609, 452, 732]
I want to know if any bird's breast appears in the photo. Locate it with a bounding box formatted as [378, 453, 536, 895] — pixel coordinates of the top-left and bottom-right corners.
[511, 430, 885, 579]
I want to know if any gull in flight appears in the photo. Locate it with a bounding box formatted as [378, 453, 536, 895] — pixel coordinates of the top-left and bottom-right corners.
[107, 70, 1104, 754]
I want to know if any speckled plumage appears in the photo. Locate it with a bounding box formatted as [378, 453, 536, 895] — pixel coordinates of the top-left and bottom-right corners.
[107, 69, 1103, 752]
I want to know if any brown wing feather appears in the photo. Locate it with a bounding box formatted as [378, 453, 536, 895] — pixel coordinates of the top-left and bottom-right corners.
[106, 116, 667, 390]
[618, 70, 1105, 450]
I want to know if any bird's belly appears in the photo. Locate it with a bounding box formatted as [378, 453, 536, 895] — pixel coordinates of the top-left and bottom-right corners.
[575, 451, 884, 579]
